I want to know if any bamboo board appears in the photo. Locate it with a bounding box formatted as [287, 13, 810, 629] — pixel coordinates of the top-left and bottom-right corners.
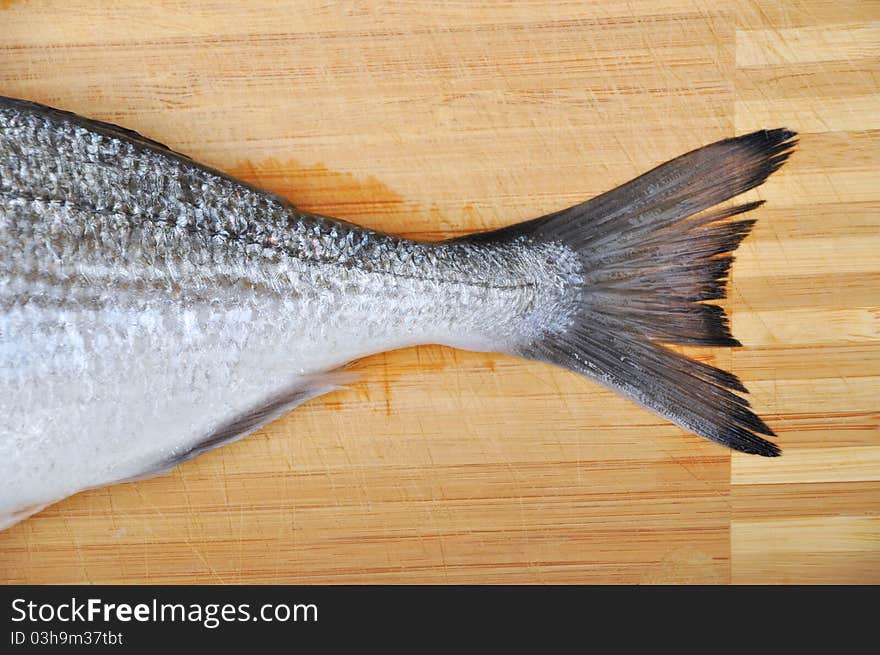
[0, 0, 877, 584]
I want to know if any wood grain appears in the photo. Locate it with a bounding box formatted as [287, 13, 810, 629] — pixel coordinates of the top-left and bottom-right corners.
[0, 0, 877, 584]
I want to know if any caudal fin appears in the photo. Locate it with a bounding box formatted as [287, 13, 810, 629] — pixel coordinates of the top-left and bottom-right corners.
[485, 129, 797, 455]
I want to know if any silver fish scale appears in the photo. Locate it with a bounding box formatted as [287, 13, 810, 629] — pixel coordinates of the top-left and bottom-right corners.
[0, 99, 582, 526]
[0, 105, 578, 300]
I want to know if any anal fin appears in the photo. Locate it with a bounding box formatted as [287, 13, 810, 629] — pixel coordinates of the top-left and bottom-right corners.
[114, 370, 359, 484]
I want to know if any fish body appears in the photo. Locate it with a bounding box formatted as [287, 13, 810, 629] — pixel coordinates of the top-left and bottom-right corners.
[0, 96, 795, 529]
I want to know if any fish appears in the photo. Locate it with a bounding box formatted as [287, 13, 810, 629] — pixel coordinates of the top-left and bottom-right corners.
[0, 95, 797, 530]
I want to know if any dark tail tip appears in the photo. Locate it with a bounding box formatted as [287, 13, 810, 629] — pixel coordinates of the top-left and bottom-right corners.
[749, 438, 782, 457]
[727, 127, 797, 153]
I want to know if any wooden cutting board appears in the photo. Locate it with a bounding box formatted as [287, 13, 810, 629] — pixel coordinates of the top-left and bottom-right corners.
[0, 0, 877, 584]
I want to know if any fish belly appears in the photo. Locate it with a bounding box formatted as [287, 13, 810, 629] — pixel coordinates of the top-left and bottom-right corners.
[0, 272, 462, 525]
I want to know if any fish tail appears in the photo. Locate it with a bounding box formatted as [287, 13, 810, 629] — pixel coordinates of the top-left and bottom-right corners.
[472, 129, 797, 455]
